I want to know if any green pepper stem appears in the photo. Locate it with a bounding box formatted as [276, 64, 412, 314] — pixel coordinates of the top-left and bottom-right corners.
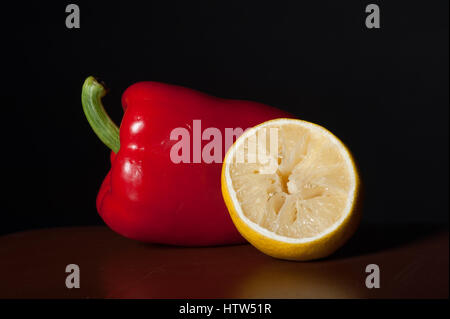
[82, 76, 120, 153]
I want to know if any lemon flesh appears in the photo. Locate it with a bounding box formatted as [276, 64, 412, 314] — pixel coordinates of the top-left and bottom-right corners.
[222, 119, 361, 261]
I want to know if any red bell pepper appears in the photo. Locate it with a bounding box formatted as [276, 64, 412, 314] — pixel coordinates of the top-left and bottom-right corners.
[82, 76, 291, 246]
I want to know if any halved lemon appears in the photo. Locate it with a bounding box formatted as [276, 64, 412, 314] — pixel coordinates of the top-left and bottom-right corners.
[222, 118, 361, 261]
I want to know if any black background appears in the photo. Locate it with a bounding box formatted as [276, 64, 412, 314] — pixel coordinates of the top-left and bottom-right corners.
[1, 1, 448, 236]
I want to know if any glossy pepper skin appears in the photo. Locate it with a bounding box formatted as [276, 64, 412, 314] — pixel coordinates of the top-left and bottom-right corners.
[82, 77, 291, 246]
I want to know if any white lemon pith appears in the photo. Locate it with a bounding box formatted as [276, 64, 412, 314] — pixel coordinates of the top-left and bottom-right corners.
[222, 118, 361, 261]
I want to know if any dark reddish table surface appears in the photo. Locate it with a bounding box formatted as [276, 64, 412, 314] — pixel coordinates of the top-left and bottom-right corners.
[0, 225, 448, 299]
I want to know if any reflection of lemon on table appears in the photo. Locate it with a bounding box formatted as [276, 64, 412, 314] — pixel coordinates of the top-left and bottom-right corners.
[222, 118, 362, 261]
